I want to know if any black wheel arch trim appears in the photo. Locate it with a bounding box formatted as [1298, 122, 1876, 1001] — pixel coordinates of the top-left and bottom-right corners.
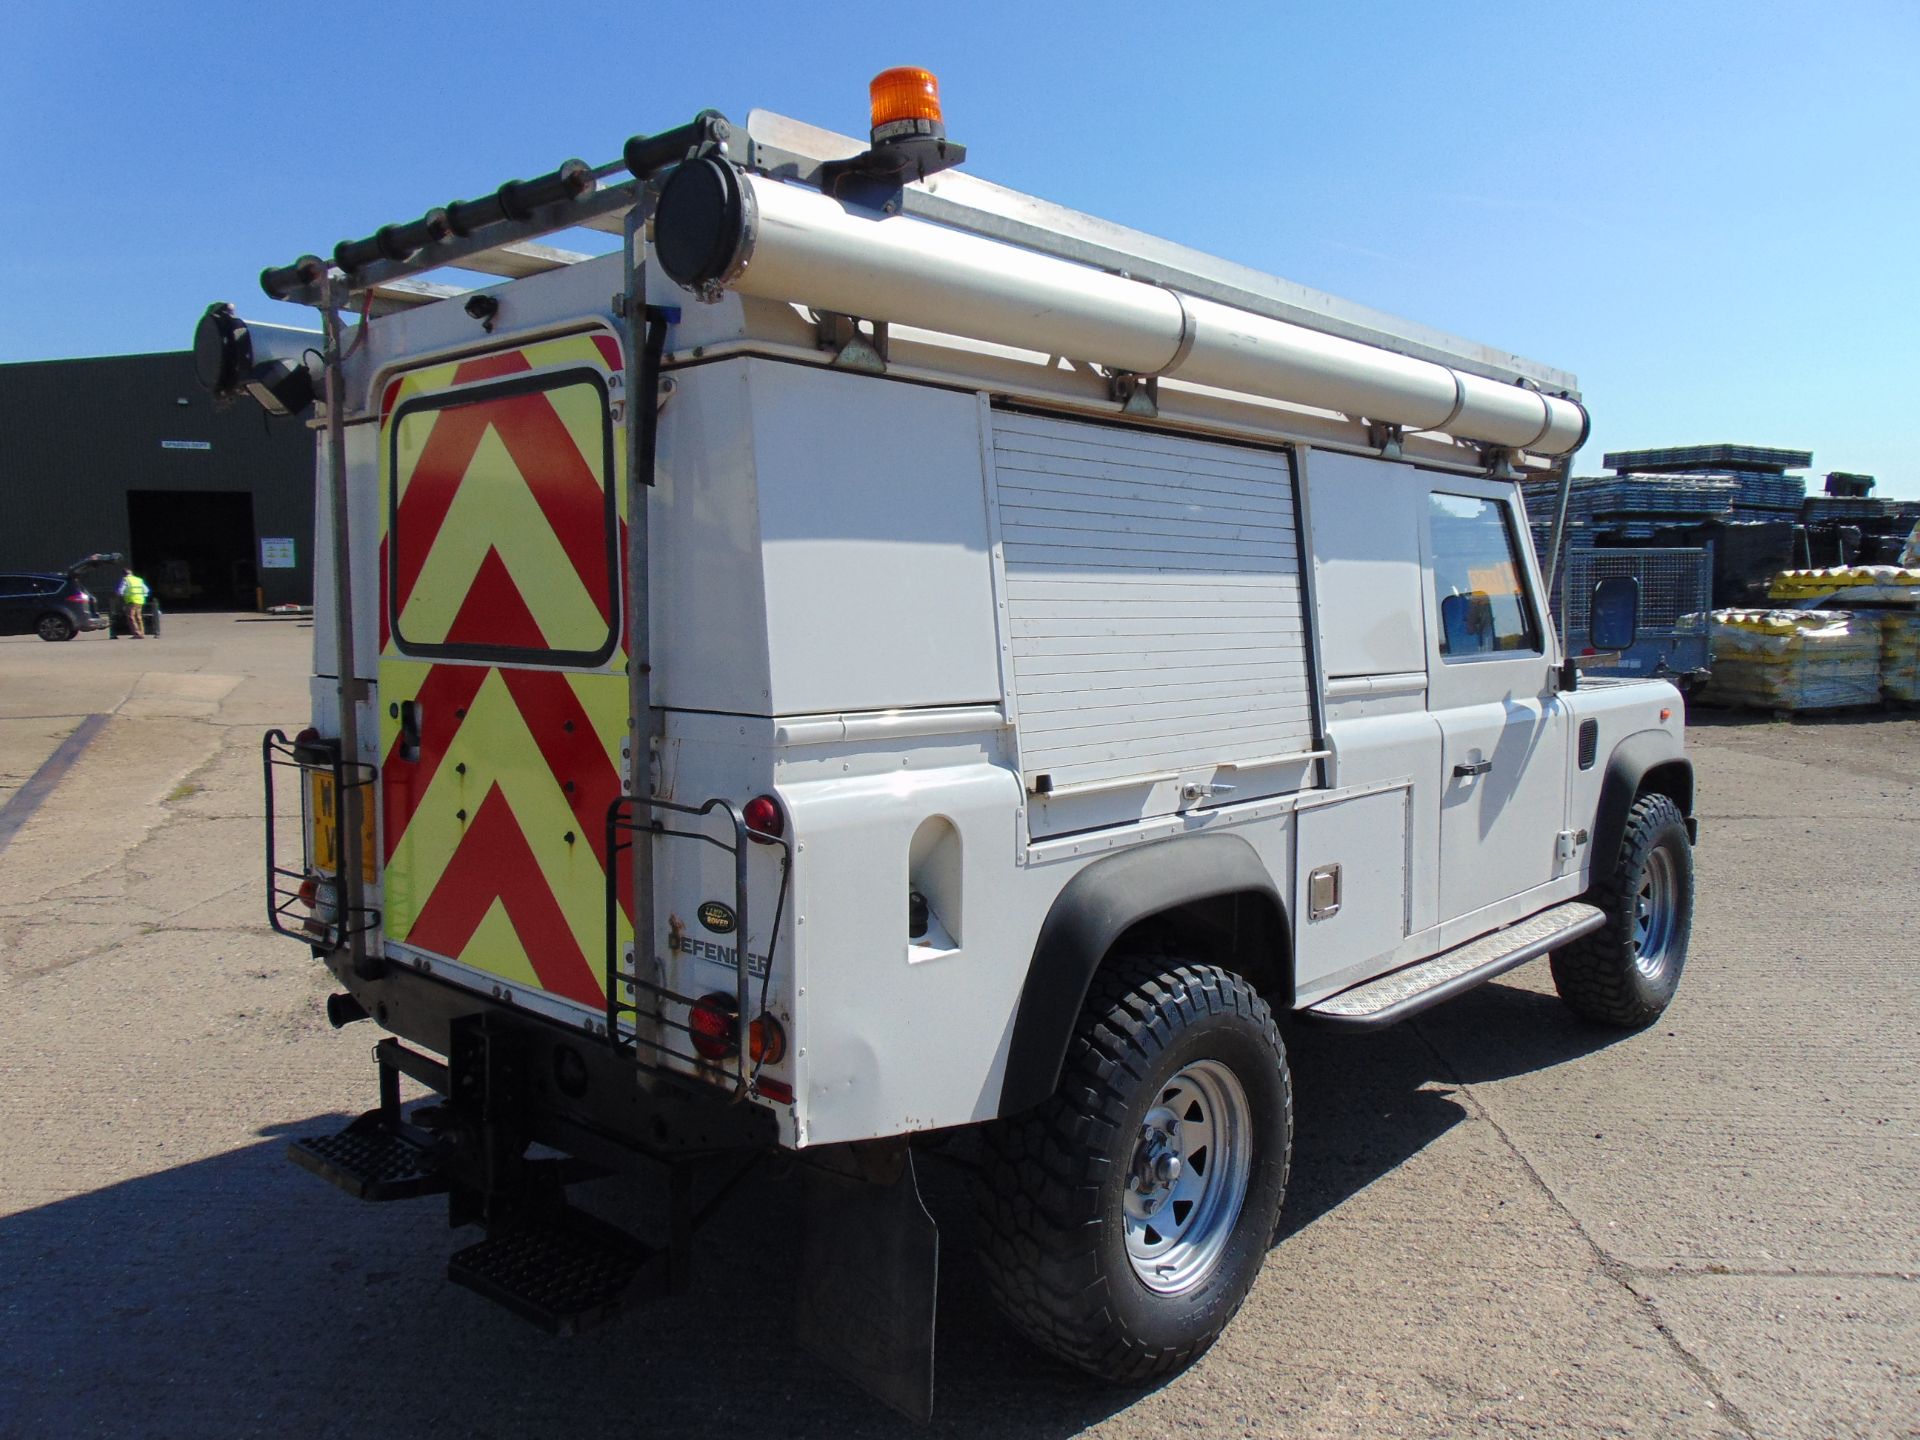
[997, 832, 1287, 1117]
[1591, 730, 1695, 879]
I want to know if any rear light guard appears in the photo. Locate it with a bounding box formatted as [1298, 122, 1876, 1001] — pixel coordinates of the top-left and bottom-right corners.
[262, 728, 380, 947]
[605, 793, 794, 1104]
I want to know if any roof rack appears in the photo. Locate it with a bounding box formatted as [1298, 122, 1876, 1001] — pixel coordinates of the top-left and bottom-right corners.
[258, 107, 1577, 398]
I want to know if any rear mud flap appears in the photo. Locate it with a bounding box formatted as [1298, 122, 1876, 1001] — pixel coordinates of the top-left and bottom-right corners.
[797, 1146, 938, 1424]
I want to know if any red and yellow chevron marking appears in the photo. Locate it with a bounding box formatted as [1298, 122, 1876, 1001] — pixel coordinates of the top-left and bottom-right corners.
[376, 330, 631, 1010]
[377, 332, 626, 655]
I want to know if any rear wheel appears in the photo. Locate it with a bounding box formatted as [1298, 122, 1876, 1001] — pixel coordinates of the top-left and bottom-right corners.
[1552, 792, 1693, 1025]
[37, 613, 75, 642]
[975, 956, 1291, 1382]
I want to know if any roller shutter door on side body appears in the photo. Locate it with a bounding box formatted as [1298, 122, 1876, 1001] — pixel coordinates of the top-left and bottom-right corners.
[992, 412, 1314, 824]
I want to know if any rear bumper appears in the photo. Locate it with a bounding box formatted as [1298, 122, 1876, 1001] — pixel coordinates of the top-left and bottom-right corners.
[325, 952, 778, 1164]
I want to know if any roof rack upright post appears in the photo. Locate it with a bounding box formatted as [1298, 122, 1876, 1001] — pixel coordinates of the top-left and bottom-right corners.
[318, 291, 377, 982]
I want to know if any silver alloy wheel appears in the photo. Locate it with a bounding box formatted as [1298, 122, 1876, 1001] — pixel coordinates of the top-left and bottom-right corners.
[1631, 845, 1678, 979]
[38, 614, 72, 641]
[1122, 1058, 1253, 1294]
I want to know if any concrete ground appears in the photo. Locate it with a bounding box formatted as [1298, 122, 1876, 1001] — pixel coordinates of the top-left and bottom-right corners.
[0, 615, 1914, 1439]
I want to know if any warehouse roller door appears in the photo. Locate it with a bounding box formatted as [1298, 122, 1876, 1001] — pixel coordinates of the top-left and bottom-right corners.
[127, 489, 258, 610]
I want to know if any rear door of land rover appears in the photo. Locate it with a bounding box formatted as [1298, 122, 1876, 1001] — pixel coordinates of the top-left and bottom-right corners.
[375, 328, 631, 1023]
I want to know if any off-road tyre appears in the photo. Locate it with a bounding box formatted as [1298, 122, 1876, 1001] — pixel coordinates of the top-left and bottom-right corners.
[1552, 792, 1693, 1026]
[37, 613, 75, 642]
[974, 956, 1291, 1382]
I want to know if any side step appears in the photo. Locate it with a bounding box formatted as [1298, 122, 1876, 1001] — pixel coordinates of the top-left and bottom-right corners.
[1305, 901, 1606, 1030]
[289, 1109, 449, 1202]
[448, 1209, 660, 1335]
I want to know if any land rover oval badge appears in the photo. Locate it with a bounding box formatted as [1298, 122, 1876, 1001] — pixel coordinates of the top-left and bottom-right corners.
[697, 901, 737, 935]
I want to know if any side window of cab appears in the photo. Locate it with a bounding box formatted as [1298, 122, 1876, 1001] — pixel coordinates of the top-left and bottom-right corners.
[1427, 492, 1541, 659]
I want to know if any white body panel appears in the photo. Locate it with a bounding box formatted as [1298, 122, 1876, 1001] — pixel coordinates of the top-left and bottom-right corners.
[651, 362, 1001, 715]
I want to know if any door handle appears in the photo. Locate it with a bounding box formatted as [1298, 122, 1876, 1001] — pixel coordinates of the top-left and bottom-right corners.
[398, 700, 422, 763]
[1453, 759, 1492, 778]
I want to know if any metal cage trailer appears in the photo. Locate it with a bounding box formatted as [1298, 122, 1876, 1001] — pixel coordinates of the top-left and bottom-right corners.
[203, 71, 1699, 1421]
[1561, 546, 1713, 686]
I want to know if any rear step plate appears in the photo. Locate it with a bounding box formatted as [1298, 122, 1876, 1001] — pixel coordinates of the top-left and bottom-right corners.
[289, 1112, 449, 1202]
[449, 1212, 657, 1335]
[1306, 901, 1606, 1029]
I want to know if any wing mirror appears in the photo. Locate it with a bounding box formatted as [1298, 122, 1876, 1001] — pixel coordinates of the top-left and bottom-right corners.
[1560, 575, 1641, 692]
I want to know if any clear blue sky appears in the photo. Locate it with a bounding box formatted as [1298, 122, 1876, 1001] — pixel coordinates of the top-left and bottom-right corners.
[4, 1, 1914, 492]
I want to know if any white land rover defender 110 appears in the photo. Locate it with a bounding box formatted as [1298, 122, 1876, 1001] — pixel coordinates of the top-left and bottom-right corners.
[202, 73, 1695, 1420]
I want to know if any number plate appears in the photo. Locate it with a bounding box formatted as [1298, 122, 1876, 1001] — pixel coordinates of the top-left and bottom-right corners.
[309, 770, 376, 882]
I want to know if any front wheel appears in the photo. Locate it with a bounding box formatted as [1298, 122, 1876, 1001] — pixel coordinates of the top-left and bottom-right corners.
[1552, 792, 1694, 1026]
[975, 957, 1291, 1382]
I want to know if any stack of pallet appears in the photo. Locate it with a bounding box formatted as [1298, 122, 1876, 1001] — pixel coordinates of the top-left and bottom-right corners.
[1767, 565, 1920, 603]
[1524, 474, 1737, 540]
[1701, 610, 1882, 712]
[1725, 471, 1807, 522]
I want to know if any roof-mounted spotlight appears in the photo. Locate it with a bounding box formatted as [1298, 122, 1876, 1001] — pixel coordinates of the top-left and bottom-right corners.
[193, 303, 322, 417]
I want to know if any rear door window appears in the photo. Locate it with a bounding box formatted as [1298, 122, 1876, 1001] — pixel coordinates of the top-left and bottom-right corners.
[387, 368, 617, 667]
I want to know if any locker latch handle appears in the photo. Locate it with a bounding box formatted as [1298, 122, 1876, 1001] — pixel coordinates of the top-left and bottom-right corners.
[398, 700, 423, 763]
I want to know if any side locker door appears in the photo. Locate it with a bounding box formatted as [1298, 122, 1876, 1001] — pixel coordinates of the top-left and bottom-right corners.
[1423, 481, 1571, 924]
[376, 330, 630, 1019]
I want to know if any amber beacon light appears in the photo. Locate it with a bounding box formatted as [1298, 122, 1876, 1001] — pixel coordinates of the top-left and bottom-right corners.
[869, 67, 945, 142]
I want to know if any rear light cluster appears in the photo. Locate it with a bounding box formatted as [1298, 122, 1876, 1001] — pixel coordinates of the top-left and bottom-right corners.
[680, 794, 792, 1107]
[687, 992, 785, 1066]
[296, 870, 338, 937]
[743, 793, 784, 845]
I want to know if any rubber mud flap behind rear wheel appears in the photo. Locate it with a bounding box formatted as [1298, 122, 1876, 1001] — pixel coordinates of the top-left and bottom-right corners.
[797, 1146, 938, 1423]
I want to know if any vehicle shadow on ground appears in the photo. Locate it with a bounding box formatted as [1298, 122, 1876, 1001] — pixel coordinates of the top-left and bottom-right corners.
[1276, 978, 1627, 1241]
[0, 981, 1627, 1439]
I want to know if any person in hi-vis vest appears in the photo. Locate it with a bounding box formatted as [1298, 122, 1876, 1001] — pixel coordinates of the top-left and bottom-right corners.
[118, 569, 151, 638]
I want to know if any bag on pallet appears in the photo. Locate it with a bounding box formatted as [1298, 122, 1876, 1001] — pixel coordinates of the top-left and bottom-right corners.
[1704, 609, 1881, 710]
[1879, 610, 1920, 703]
